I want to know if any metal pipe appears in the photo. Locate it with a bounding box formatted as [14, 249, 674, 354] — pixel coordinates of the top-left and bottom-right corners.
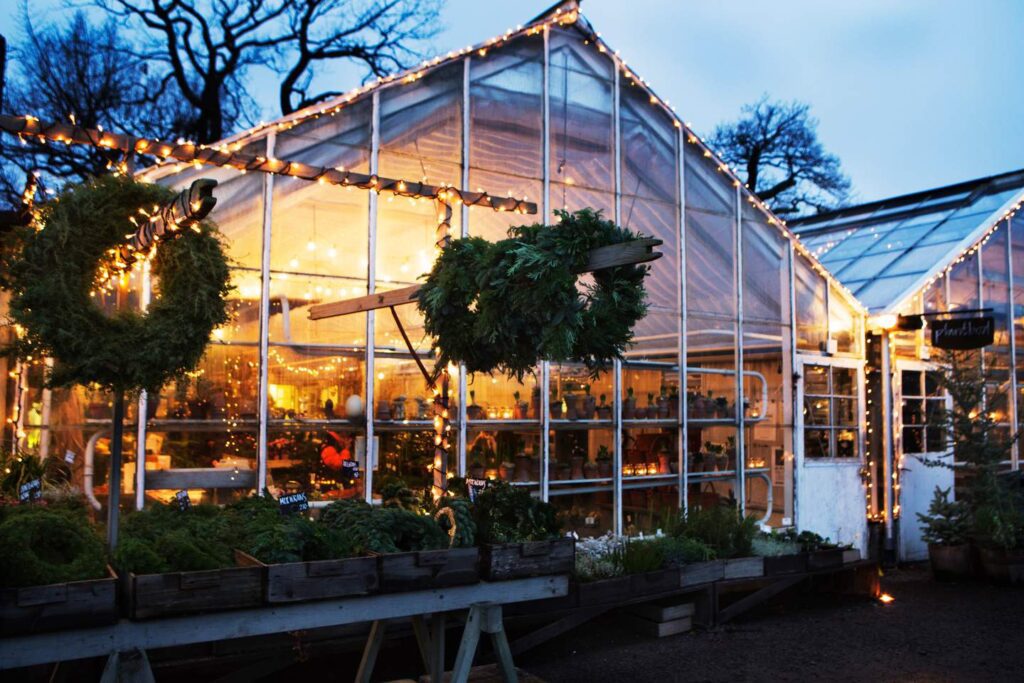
[458, 56, 471, 477]
[734, 183, 746, 514]
[787, 242, 799, 527]
[613, 357, 624, 535]
[107, 392, 125, 551]
[136, 259, 152, 509]
[256, 131, 276, 495]
[1007, 219, 1020, 469]
[677, 125, 687, 510]
[364, 90, 380, 504]
[82, 429, 108, 511]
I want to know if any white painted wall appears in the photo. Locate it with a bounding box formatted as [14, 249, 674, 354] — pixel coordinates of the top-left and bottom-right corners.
[898, 453, 954, 561]
[797, 462, 869, 554]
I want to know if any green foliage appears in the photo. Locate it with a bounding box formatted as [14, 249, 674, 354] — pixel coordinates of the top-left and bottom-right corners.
[652, 535, 717, 566]
[418, 209, 649, 381]
[0, 507, 108, 587]
[433, 496, 477, 548]
[0, 175, 231, 392]
[471, 480, 560, 544]
[671, 505, 757, 559]
[917, 486, 970, 546]
[319, 499, 448, 554]
[614, 538, 665, 575]
[115, 503, 234, 574]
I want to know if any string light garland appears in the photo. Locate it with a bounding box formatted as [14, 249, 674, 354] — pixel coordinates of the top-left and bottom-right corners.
[0, 114, 535, 216]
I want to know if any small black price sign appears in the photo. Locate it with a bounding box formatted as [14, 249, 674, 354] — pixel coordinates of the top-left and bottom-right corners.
[279, 492, 309, 515]
[341, 460, 361, 484]
[19, 479, 42, 504]
[466, 478, 489, 503]
[174, 490, 192, 511]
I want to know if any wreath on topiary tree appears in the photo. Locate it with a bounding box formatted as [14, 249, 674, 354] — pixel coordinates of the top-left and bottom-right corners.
[0, 174, 231, 393]
[417, 208, 649, 380]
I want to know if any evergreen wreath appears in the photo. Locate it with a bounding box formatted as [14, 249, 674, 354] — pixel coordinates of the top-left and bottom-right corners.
[0, 174, 231, 393]
[417, 209, 649, 380]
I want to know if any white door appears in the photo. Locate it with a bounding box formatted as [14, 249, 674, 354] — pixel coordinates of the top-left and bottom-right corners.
[894, 361, 954, 562]
[794, 356, 868, 552]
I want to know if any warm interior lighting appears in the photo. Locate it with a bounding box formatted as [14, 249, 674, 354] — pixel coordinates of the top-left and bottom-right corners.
[868, 314, 898, 331]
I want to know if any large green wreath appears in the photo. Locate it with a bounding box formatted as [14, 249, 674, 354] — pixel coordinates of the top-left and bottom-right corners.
[417, 209, 648, 380]
[1, 174, 231, 393]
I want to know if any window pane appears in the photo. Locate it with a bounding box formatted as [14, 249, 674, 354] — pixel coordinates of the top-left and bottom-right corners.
[804, 364, 829, 395]
[686, 209, 735, 316]
[805, 429, 830, 458]
[835, 429, 857, 459]
[794, 255, 827, 352]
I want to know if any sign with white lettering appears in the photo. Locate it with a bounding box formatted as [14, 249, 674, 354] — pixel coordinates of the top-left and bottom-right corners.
[174, 490, 192, 511]
[279, 492, 309, 515]
[466, 478, 489, 502]
[19, 479, 42, 504]
[931, 317, 994, 350]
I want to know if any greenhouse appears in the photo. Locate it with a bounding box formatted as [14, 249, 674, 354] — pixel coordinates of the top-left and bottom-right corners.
[793, 168, 1024, 561]
[4, 3, 878, 552]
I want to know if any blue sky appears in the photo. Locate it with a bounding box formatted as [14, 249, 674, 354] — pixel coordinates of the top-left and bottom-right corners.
[3, 0, 1022, 203]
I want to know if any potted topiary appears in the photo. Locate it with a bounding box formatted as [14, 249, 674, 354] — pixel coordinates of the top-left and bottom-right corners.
[657, 387, 670, 419]
[564, 390, 579, 420]
[550, 388, 563, 419]
[623, 388, 637, 419]
[582, 384, 596, 419]
[917, 486, 971, 579]
[466, 390, 485, 420]
[597, 394, 612, 420]
[583, 459, 600, 479]
[596, 446, 613, 478]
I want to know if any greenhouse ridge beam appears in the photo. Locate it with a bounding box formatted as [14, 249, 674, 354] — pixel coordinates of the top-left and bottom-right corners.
[0, 114, 537, 214]
[307, 238, 664, 321]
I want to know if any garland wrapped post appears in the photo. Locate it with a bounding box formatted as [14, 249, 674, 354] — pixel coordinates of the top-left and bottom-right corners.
[431, 199, 454, 501]
[0, 174, 231, 548]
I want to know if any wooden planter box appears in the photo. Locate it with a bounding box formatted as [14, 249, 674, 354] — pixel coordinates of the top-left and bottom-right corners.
[679, 560, 724, 587]
[576, 576, 631, 606]
[481, 538, 576, 581]
[630, 567, 681, 596]
[375, 547, 479, 592]
[235, 550, 378, 603]
[762, 553, 808, 577]
[723, 557, 764, 580]
[124, 565, 264, 620]
[0, 566, 118, 636]
[807, 548, 844, 570]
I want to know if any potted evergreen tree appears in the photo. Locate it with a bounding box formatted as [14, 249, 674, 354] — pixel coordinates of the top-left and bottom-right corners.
[917, 486, 971, 579]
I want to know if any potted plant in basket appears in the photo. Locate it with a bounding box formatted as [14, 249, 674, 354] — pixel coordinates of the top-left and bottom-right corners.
[917, 486, 971, 579]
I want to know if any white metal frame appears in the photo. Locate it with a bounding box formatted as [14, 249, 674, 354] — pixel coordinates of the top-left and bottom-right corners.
[794, 354, 867, 469]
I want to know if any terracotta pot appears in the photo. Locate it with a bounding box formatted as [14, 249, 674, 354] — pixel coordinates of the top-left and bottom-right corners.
[928, 543, 972, 580]
[658, 453, 671, 474]
[499, 461, 515, 481]
[623, 398, 636, 420]
[557, 464, 572, 481]
[583, 462, 600, 479]
[515, 454, 532, 482]
[564, 393, 579, 420]
[597, 405, 612, 420]
[531, 388, 541, 419]
[583, 396, 596, 420]
[550, 401, 563, 419]
[515, 402, 530, 420]
[598, 460, 613, 478]
[467, 404, 485, 420]
[634, 406, 647, 420]
[657, 396, 670, 419]
[570, 455, 585, 480]
[374, 400, 391, 421]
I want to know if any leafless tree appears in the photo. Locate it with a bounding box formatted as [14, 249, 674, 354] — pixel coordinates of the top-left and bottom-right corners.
[0, 10, 186, 206]
[708, 95, 851, 215]
[96, 0, 443, 144]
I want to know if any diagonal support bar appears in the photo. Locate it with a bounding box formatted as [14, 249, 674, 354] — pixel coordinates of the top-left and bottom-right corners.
[309, 238, 663, 321]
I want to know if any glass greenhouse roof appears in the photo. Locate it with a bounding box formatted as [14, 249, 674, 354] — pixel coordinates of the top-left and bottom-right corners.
[792, 169, 1024, 310]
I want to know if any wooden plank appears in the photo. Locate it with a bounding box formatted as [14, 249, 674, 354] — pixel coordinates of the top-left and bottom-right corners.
[716, 575, 802, 624]
[309, 240, 664, 321]
[508, 605, 612, 656]
[723, 557, 764, 580]
[618, 613, 692, 638]
[623, 600, 694, 624]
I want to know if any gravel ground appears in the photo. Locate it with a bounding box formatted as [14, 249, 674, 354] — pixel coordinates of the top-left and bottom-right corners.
[516, 565, 1024, 683]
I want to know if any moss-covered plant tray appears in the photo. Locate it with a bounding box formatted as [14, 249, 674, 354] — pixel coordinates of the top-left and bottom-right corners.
[481, 538, 575, 581]
[235, 550, 379, 603]
[374, 547, 480, 592]
[0, 565, 118, 636]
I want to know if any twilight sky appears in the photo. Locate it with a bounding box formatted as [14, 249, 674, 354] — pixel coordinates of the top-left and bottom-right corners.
[2, 0, 1021, 203]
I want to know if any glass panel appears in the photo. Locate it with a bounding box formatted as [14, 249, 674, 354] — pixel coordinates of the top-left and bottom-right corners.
[742, 218, 789, 324]
[267, 426, 364, 502]
[855, 273, 926, 310]
[804, 429, 831, 458]
[918, 211, 989, 246]
[948, 253, 980, 311]
[267, 273, 366, 346]
[686, 209, 735, 316]
[379, 62, 462, 185]
[794, 256, 827, 352]
[1013, 216, 1024, 435]
[623, 197, 678, 309]
[267, 346, 365, 421]
[549, 28, 614, 199]
[465, 372, 539, 422]
[981, 225, 1012, 423]
[829, 286, 862, 355]
[466, 169, 542, 242]
[466, 430, 540, 486]
[551, 364, 614, 422]
[684, 146, 733, 215]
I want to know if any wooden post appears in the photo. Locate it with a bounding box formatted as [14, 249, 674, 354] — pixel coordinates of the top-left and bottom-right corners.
[106, 391, 125, 552]
[432, 201, 454, 500]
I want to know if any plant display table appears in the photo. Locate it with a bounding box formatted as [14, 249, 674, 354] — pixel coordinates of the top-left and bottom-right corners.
[0, 576, 568, 682]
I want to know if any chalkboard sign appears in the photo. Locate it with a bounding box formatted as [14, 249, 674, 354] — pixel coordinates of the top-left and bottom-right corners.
[466, 478, 489, 502]
[174, 490, 192, 511]
[19, 479, 42, 504]
[341, 460, 361, 485]
[931, 317, 994, 350]
[279, 492, 309, 515]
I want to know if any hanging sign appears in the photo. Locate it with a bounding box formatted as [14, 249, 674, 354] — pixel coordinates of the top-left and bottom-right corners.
[19, 479, 42, 504]
[340, 460, 361, 485]
[931, 317, 994, 350]
[279, 492, 309, 515]
[466, 478, 490, 502]
[174, 490, 192, 512]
